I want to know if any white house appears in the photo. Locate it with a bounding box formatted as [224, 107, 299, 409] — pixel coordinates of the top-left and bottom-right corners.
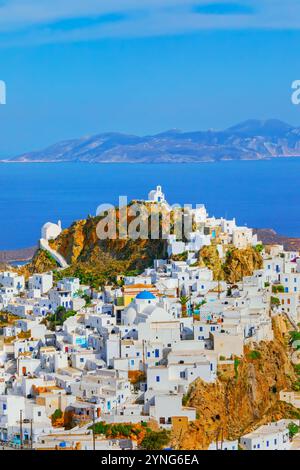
[240, 419, 294, 450]
[29, 273, 53, 295]
[0, 271, 25, 293]
[149, 394, 196, 426]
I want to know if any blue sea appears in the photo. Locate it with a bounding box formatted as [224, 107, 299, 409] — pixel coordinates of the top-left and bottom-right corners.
[0, 159, 299, 250]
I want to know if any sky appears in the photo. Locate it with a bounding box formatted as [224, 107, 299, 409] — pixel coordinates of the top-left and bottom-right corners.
[1, 0, 300, 155]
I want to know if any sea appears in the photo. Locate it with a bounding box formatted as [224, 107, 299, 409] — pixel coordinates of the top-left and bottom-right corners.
[0, 159, 300, 250]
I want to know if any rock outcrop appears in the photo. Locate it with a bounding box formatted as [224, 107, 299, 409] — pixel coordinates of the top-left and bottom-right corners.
[199, 245, 263, 283]
[175, 317, 299, 450]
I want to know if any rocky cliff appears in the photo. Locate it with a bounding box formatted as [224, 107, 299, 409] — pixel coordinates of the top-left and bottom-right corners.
[199, 245, 263, 283]
[25, 213, 263, 287]
[175, 316, 299, 450]
[25, 212, 167, 285]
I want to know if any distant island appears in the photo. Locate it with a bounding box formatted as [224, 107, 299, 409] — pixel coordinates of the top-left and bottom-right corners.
[0, 246, 36, 264]
[3, 118, 300, 164]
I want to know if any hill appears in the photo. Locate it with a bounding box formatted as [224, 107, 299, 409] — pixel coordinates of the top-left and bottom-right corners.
[5, 119, 300, 163]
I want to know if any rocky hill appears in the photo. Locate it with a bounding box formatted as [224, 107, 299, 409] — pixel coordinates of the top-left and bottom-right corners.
[175, 316, 300, 450]
[6, 119, 300, 163]
[24, 208, 264, 287]
[198, 245, 263, 283]
[24, 211, 168, 286]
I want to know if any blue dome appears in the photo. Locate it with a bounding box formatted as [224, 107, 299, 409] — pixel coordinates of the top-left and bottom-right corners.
[136, 290, 156, 300]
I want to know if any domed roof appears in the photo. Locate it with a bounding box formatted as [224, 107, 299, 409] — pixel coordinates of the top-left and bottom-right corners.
[136, 290, 156, 300]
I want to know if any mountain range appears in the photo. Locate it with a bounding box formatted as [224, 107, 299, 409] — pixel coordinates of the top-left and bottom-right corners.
[5, 119, 300, 163]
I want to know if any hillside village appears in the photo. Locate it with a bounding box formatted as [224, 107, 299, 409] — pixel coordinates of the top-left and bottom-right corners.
[0, 187, 300, 450]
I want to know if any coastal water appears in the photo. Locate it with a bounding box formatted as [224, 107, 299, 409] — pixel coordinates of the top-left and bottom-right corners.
[0, 159, 300, 250]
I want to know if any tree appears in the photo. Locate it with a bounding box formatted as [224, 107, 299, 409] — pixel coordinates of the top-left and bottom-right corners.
[180, 296, 190, 317]
[272, 285, 284, 294]
[271, 296, 280, 306]
[55, 306, 67, 323]
[141, 429, 170, 450]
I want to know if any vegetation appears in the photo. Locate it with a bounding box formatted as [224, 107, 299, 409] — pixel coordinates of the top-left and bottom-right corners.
[271, 296, 280, 306]
[288, 422, 300, 438]
[248, 350, 261, 360]
[272, 285, 284, 294]
[234, 358, 240, 380]
[46, 306, 77, 330]
[140, 429, 170, 450]
[289, 331, 300, 344]
[180, 295, 190, 317]
[51, 408, 63, 423]
[182, 388, 192, 406]
[89, 422, 147, 443]
[170, 251, 188, 262]
[292, 357, 300, 391]
[255, 243, 264, 253]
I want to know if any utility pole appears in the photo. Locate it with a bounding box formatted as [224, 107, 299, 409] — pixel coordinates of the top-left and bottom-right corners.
[30, 419, 33, 450]
[20, 410, 23, 450]
[142, 340, 146, 375]
[92, 407, 96, 451]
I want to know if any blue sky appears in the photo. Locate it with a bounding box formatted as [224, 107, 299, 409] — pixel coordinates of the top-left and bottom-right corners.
[0, 0, 300, 155]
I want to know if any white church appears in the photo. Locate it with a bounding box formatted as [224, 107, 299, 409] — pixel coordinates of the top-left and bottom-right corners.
[41, 220, 62, 241]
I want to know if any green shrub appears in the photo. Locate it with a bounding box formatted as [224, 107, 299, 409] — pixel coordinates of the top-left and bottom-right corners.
[288, 422, 300, 438]
[52, 409, 63, 421]
[141, 429, 170, 450]
[248, 350, 261, 360]
[255, 244, 264, 253]
[272, 285, 284, 294]
[234, 358, 240, 380]
[271, 296, 280, 306]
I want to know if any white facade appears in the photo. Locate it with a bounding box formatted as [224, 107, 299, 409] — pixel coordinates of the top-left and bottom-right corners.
[240, 420, 293, 450]
[41, 220, 62, 241]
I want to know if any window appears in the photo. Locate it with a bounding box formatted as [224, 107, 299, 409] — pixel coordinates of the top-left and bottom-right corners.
[180, 371, 185, 378]
[156, 376, 160, 382]
[266, 441, 269, 447]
